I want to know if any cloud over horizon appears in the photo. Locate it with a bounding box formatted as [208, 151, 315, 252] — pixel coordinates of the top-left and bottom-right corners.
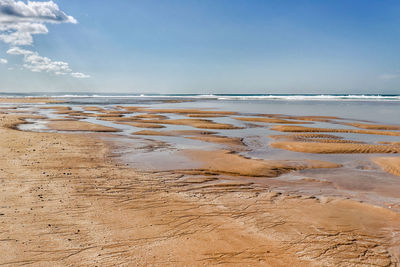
[379, 72, 400, 81]
[0, 0, 89, 78]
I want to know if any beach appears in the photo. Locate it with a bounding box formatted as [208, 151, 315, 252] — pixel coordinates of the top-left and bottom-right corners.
[1, 96, 400, 266]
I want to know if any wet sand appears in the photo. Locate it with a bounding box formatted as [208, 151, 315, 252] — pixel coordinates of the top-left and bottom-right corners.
[182, 150, 342, 177]
[48, 120, 121, 132]
[1, 101, 400, 266]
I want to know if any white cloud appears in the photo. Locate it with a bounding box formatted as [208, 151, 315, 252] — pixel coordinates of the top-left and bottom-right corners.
[0, 0, 75, 46]
[0, 0, 77, 24]
[0, 58, 7, 64]
[6, 47, 89, 78]
[0, 0, 89, 78]
[379, 73, 400, 80]
[71, 72, 90, 78]
[6, 46, 32, 55]
[0, 22, 48, 45]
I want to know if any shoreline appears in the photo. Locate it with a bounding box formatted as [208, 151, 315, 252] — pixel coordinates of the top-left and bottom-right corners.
[1, 104, 400, 265]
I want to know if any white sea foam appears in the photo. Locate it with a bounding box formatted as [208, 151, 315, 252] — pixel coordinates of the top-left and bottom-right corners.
[2, 94, 400, 101]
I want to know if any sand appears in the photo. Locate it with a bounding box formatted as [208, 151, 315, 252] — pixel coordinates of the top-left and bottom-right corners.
[344, 122, 400, 130]
[132, 129, 217, 136]
[117, 121, 166, 129]
[183, 150, 342, 177]
[271, 141, 400, 154]
[40, 106, 72, 111]
[130, 114, 169, 119]
[0, 97, 63, 103]
[272, 125, 400, 136]
[186, 114, 227, 118]
[82, 106, 106, 112]
[372, 157, 400, 176]
[1, 108, 400, 265]
[48, 121, 121, 132]
[187, 135, 245, 147]
[269, 133, 361, 143]
[235, 117, 310, 124]
[137, 108, 238, 115]
[130, 118, 242, 130]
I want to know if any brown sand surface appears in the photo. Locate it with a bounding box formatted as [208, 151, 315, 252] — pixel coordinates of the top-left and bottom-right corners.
[51, 110, 87, 115]
[82, 106, 105, 112]
[344, 122, 400, 131]
[118, 107, 237, 116]
[86, 113, 123, 118]
[283, 115, 340, 122]
[130, 118, 241, 130]
[271, 141, 400, 154]
[140, 108, 238, 115]
[132, 129, 216, 136]
[117, 106, 146, 112]
[103, 110, 134, 115]
[97, 116, 134, 122]
[131, 114, 169, 119]
[0, 97, 63, 103]
[183, 150, 342, 177]
[272, 125, 400, 136]
[186, 114, 227, 118]
[117, 121, 166, 129]
[235, 117, 311, 124]
[187, 135, 245, 147]
[379, 141, 400, 145]
[0, 113, 400, 265]
[48, 120, 121, 132]
[373, 157, 400, 176]
[257, 114, 340, 122]
[270, 133, 344, 140]
[40, 106, 71, 111]
[270, 134, 364, 144]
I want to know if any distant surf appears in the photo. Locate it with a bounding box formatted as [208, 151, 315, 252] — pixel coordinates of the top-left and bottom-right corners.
[1, 93, 400, 101]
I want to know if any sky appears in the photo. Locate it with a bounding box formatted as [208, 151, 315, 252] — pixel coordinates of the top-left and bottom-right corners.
[0, 0, 399, 94]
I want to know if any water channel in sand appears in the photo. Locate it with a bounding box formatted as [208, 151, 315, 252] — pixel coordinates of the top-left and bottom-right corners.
[5, 97, 400, 212]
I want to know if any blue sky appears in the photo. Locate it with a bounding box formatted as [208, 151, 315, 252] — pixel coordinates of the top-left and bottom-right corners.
[0, 0, 399, 94]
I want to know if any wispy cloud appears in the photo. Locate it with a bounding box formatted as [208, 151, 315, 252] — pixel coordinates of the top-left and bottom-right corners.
[379, 72, 400, 80]
[0, 0, 89, 78]
[0, 58, 7, 64]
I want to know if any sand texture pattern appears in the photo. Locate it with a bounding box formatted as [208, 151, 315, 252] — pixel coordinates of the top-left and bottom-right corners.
[271, 141, 400, 154]
[271, 125, 400, 136]
[48, 121, 121, 132]
[0, 108, 400, 266]
[373, 157, 400, 176]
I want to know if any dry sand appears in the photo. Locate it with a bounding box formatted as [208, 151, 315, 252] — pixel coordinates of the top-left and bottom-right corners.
[271, 141, 400, 154]
[272, 125, 400, 136]
[1, 108, 400, 265]
[373, 157, 400, 176]
[270, 133, 362, 143]
[0, 98, 63, 103]
[344, 122, 400, 131]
